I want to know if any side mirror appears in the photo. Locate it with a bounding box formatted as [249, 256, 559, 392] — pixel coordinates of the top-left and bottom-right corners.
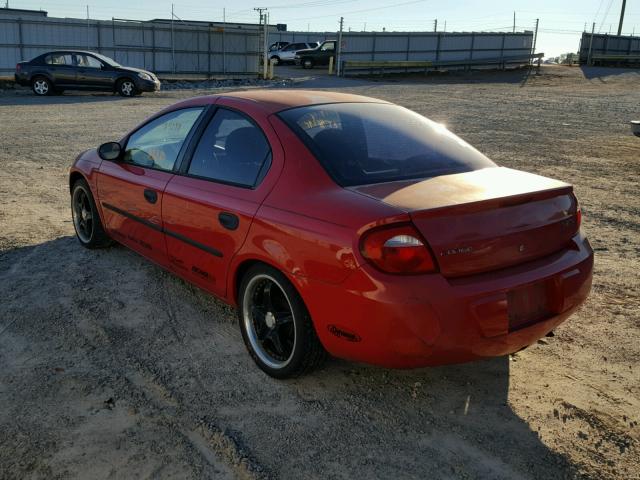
[98, 142, 122, 161]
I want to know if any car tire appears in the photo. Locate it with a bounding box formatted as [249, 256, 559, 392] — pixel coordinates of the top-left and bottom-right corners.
[238, 264, 327, 378]
[71, 179, 112, 249]
[117, 78, 137, 97]
[271, 56, 280, 65]
[302, 58, 314, 69]
[31, 76, 53, 96]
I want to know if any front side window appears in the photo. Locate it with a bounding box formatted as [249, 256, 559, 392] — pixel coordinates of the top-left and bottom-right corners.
[76, 54, 103, 68]
[188, 109, 271, 187]
[320, 42, 335, 51]
[123, 108, 204, 171]
[279, 103, 496, 186]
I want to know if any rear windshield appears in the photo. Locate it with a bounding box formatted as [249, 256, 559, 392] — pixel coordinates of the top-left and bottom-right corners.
[278, 103, 496, 186]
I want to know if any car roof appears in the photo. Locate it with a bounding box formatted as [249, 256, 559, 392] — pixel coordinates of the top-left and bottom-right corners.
[176, 90, 390, 115]
[38, 50, 100, 56]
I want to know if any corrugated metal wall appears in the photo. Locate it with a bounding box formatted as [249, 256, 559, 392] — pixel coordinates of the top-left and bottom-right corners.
[579, 33, 640, 64]
[270, 31, 533, 64]
[0, 16, 261, 75]
[341, 32, 533, 63]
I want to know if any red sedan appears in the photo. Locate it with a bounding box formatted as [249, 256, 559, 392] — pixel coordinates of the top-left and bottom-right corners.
[69, 90, 593, 378]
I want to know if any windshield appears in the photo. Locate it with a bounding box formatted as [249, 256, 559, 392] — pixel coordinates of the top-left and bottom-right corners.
[92, 52, 121, 67]
[278, 103, 496, 186]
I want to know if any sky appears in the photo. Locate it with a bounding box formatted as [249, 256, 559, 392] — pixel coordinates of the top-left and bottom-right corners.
[6, 0, 640, 57]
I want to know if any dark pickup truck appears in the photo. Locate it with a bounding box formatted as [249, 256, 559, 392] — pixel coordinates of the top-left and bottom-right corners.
[15, 50, 160, 96]
[294, 40, 337, 69]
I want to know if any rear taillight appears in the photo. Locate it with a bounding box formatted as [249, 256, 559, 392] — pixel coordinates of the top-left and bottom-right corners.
[576, 206, 582, 230]
[360, 224, 437, 274]
[16, 63, 21, 72]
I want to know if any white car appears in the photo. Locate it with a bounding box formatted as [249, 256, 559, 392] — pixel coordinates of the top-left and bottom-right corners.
[270, 42, 319, 65]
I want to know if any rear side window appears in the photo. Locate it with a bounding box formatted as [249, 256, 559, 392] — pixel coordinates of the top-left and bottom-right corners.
[124, 107, 204, 171]
[45, 54, 73, 65]
[187, 109, 271, 188]
[278, 103, 496, 186]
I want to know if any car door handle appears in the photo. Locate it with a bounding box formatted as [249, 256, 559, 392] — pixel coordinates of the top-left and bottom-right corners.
[144, 189, 158, 204]
[218, 212, 239, 231]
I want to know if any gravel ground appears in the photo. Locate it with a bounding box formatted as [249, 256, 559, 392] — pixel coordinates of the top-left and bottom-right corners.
[0, 65, 639, 479]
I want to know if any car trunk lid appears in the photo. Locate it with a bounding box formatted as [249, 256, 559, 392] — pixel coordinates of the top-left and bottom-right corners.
[350, 167, 579, 277]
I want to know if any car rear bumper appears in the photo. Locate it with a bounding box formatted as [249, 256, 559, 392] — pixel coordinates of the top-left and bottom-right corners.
[14, 73, 30, 86]
[299, 232, 594, 368]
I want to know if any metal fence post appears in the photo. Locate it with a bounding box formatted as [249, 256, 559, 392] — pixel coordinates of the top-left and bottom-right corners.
[587, 23, 595, 65]
[371, 31, 376, 61]
[405, 33, 410, 60]
[151, 25, 156, 72]
[208, 24, 212, 78]
[223, 12, 227, 74]
[17, 18, 24, 60]
[196, 25, 200, 73]
[469, 32, 475, 63]
[97, 21, 102, 53]
[112, 18, 117, 61]
[500, 33, 506, 69]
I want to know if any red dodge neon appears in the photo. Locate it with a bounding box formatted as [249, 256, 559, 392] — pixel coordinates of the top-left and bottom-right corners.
[69, 90, 593, 378]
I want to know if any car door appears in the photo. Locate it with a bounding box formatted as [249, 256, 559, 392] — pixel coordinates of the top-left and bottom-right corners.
[280, 43, 304, 61]
[161, 105, 281, 298]
[97, 107, 206, 267]
[44, 53, 77, 86]
[74, 53, 112, 90]
[317, 41, 336, 65]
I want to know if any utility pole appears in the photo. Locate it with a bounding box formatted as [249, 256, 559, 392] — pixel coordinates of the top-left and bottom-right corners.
[617, 0, 626, 35]
[443, 20, 446, 32]
[434, 19, 437, 32]
[531, 18, 539, 65]
[363, 22, 366, 31]
[254, 7, 268, 78]
[171, 4, 175, 73]
[587, 22, 595, 65]
[336, 16, 344, 76]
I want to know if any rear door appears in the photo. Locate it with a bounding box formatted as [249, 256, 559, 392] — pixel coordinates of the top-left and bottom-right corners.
[162, 105, 281, 298]
[97, 107, 205, 266]
[280, 43, 306, 61]
[43, 53, 77, 85]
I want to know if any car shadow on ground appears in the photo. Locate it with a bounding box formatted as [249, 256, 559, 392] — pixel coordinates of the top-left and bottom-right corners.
[0, 91, 147, 106]
[0, 236, 581, 478]
[277, 64, 541, 89]
[579, 65, 640, 80]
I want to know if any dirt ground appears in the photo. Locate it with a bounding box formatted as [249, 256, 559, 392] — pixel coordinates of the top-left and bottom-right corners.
[0, 65, 639, 479]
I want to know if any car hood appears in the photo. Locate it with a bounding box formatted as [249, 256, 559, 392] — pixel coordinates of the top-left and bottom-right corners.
[117, 66, 156, 78]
